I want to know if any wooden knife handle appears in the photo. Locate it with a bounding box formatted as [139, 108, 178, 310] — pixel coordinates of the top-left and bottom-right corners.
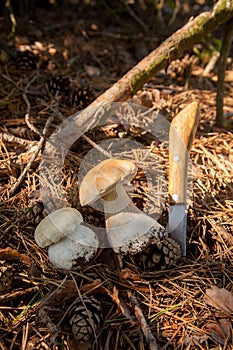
[168, 102, 199, 204]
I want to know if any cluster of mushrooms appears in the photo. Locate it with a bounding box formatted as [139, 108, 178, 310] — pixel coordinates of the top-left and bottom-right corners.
[35, 158, 178, 270]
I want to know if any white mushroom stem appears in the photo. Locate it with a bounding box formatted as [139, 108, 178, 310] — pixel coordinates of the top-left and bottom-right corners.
[102, 184, 167, 255]
[48, 224, 98, 270]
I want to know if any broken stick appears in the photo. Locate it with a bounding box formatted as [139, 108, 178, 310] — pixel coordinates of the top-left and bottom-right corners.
[89, 0, 233, 105]
[128, 292, 159, 350]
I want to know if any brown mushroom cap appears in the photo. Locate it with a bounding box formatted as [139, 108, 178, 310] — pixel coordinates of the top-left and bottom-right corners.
[79, 158, 137, 206]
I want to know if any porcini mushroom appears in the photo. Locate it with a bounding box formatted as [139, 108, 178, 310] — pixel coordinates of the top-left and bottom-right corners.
[34, 207, 98, 269]
[79, 159, 167, 255]
[48, 224, 99, 270]
[35, 207, 83, 248]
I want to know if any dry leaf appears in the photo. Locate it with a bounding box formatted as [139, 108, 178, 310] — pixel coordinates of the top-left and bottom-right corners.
[0, 247, 32, 267]
[119, 268, 141, 282]
[46, 279, 103, 307]
[46, 280, 77, 306]
[206, 319, 232, 345]
[204, 285, 233, 314]
[80, 279, 102, 294]
[53, 280, 78, 302]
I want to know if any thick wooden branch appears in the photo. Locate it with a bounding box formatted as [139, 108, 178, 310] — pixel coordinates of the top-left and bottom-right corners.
[91, 0, 233, 105]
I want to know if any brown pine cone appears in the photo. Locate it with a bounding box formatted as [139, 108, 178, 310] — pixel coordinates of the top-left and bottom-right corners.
[128, 237, 181, 271]
[69, 295, 103, 343]
[46, 75, 70, 96]
[15, 50, 38, 70]
[66, 86, 94, 109]
[15, 201, 47, 226]
[16, 197, 67, 226]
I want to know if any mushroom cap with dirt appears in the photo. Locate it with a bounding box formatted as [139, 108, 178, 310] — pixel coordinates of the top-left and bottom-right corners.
[79, 158, 169, 255]
[48, 223, 99, 270]
[34, 207, 98, 269]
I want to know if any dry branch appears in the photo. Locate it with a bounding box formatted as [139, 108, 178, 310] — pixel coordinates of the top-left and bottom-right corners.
[90, 0, 233, 105]
[128, 292, 159, 350]
[216, 18, 233, 127]
[1, 132, 36, 148]
[8, 94, 56, 197]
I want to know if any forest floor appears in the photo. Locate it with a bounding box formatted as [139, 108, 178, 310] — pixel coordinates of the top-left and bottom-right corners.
[0, 1, 233, 349]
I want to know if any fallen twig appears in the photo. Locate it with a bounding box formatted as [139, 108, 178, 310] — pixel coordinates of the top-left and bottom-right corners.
[1, 132, 36, 148]
[5, 0, 17, 38]
[89, 0, 233, 105]
[0, 286, 39, 302]
[23, 94, 43, 138]
[37, 97, 64, 120]
[81, 134, 112, 158]
[124, 3, 147, 32]
[216, 19, 233, 127]
[8, 94, 56, 197]
[38, 98, 112, 159]
[1, 74, 42, 96]
[0, 339, 8, 350]
[128, 291, 159, 350]
[202, 52, 219, 77]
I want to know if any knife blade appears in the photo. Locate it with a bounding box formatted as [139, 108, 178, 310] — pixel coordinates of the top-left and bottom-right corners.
[168, 102, 199, 256]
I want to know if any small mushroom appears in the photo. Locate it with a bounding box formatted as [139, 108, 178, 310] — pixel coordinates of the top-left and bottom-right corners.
[34, 207, 98, 269]
[35, 207, 83, 248]
[79, 159, 167, 255]
[48, 224, 99, 270]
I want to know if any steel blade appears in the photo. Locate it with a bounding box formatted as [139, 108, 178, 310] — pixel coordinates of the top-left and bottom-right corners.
[168, 204, 187, 256]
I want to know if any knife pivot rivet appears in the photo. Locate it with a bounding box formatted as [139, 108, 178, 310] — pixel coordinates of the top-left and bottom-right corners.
[173, 155, 180, 162]
[172, 193, 179, 201]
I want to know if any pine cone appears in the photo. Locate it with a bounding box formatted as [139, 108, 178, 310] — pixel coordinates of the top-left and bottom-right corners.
[0, 265, 14, 292]
[16, 198, 67, 226]
[131, 237, 181, 271]
[17, 201, 47, 225]
[69, 295, 103, 343]
[66, 86, 94, 109]
[15, 50, 38, 70]
[167, 54, 196, 79]
[46, 75, 70, 96]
